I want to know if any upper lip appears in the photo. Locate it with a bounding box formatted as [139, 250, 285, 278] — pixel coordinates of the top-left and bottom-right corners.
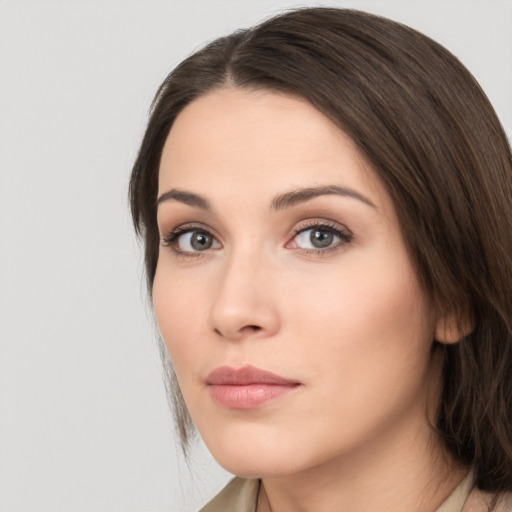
[206, 365, 300, 386]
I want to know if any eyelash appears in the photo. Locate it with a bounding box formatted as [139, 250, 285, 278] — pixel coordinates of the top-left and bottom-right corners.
[160, 224, 214, 258]
[160, 221, 353, 258]
[289, 221, 353, 255]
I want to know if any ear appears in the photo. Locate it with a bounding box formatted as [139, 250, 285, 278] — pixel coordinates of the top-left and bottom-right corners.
[434, 313, 474, 344]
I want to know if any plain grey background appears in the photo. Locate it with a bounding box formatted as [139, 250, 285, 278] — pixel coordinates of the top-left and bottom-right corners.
[0, 1, 510, 511]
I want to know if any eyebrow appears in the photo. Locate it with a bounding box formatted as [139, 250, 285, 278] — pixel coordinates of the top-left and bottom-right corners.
[271, 185, 376, 210]
[156, 185, 376, 211]
[157, 189, 212, 211]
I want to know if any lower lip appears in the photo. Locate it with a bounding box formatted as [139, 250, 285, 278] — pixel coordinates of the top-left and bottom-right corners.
[208, 383, 299, 409]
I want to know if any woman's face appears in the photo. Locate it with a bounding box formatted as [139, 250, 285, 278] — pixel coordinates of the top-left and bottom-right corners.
[154, 88, 442, 478]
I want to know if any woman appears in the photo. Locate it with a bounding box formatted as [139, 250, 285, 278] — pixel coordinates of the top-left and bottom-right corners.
[129, 7, 512, 512]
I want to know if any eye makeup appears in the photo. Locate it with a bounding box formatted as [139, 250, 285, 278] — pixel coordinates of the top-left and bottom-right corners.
[159, 216, 353, 260]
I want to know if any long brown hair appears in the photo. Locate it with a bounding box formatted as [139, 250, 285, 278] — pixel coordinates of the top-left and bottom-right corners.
[129, 7, 512, 497]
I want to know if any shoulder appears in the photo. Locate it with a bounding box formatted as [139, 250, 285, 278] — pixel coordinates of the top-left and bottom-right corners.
[464, 488, 512, 512]
[199, 477, 260, 512]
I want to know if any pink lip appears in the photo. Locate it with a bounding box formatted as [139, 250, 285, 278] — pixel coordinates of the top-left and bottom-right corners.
[206, 365, 301, 410]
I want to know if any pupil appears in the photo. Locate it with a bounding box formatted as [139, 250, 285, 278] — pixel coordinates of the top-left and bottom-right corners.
[311, 230, 333, 248]
[191, 232, 212, 250]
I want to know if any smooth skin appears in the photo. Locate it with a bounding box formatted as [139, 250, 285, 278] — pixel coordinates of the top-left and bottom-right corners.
[153, 88, 468, 512]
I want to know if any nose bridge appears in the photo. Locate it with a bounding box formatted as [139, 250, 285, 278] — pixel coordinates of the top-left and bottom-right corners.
[208, 242, 279, 340]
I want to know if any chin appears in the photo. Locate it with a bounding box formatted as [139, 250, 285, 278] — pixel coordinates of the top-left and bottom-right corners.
[214, 454, 295, 480]
[200, 428, 315, 479]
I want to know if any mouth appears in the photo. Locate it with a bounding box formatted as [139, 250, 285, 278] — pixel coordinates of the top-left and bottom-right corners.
[205, 365, 301, 410]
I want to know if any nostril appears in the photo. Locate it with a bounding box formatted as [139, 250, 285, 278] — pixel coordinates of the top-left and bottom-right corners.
[213, 324, 263, 338]
[244, 325, 262, 332]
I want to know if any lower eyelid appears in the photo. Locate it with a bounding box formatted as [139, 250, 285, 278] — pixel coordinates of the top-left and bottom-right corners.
[161, 222, 351, 256]
[161, 227, 222, 255]
[290, 223, 352, 245]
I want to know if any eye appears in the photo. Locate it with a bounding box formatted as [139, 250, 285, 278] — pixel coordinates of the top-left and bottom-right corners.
[288, 223, 352, 252]
[161, 227, 221, 254]
[296, 228, 335, 249]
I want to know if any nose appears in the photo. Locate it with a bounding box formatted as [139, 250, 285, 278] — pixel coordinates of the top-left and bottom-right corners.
[208, 251, 280, 341]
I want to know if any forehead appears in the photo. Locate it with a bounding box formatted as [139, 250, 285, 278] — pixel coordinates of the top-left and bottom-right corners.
[158, 87, 386, 210]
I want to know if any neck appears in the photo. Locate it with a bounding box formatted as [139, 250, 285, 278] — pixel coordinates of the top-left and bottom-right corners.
[257, 414, 468, 512]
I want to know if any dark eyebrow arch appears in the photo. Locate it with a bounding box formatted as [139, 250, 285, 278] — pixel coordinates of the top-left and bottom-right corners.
[156, 189, 212, 211]
[271, 185, 376, 210]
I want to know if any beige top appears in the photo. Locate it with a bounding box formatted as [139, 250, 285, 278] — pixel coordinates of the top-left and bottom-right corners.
[200, 471, 512, 512]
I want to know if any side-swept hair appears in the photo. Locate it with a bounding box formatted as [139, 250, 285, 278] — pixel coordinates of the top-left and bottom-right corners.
[130, 7, 512, 498]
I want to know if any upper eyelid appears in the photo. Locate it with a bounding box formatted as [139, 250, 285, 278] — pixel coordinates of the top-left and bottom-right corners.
[159, 224, 214, 246]
[291, 219, 352, 235]
[160, 226, 221, 255]
[291, 224, 352, 241]
[160, 222, 216, 238]
[294, 221, 347, 232]
[161, 219, 348, 234]
[160, 218, 352, 246]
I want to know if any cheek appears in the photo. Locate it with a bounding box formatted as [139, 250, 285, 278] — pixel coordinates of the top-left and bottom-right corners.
[152, 263, 211, 373]
[288, 247, 434, 391]
[276, 259, 435, 455]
